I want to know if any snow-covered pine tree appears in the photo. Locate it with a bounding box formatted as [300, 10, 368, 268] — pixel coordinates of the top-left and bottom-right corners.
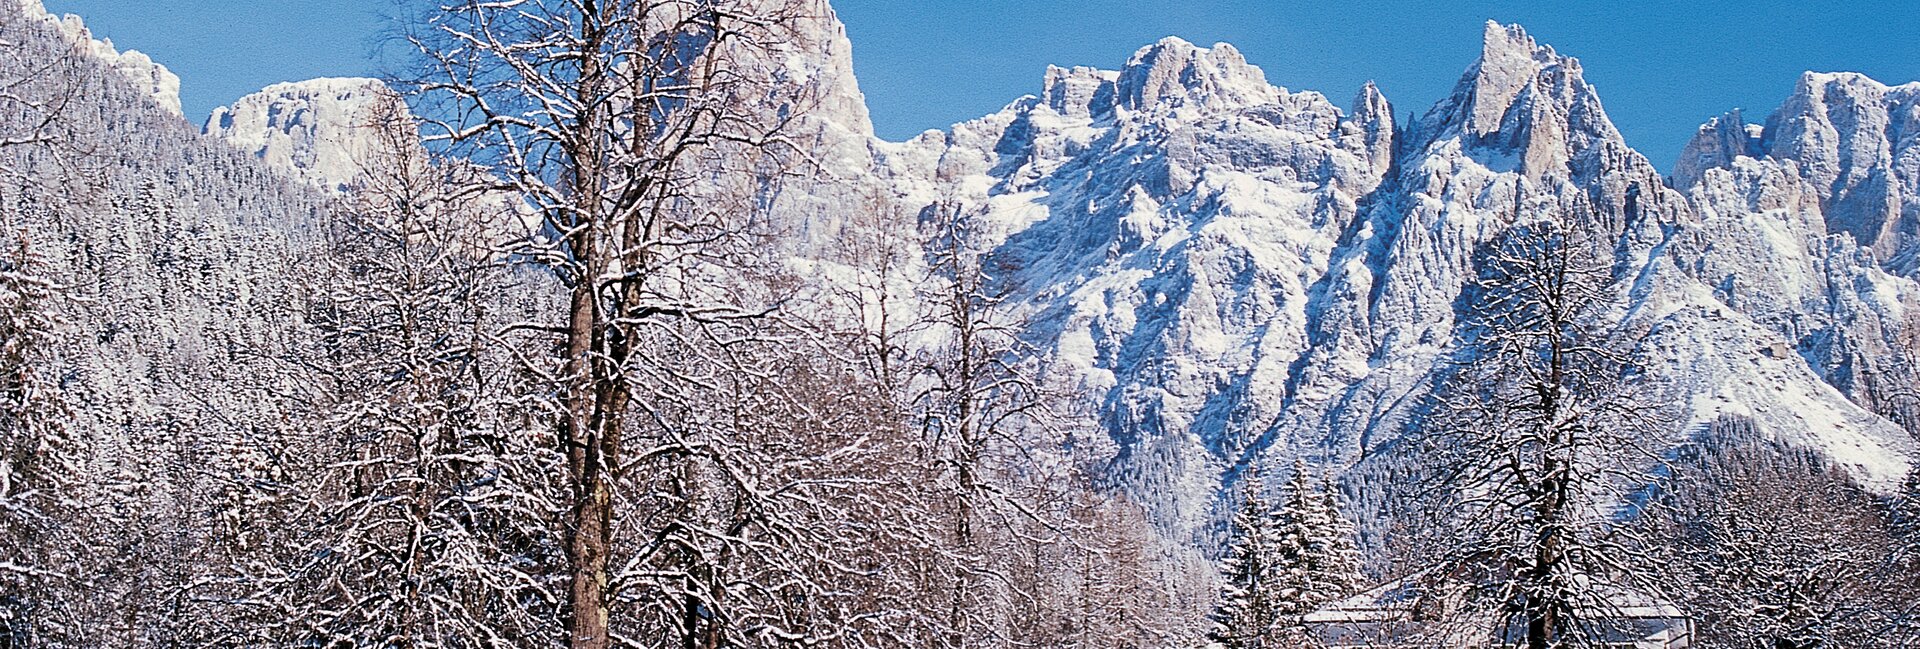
[0, 13, 91, 644]
[0, 3, 347, 642]
[1210, 474, 1283, 649]
[1271, 467, 1316, 621]
[0, 234, 81, 648]
[1310, 470, 1364, 602]
[1258, 461, 1366, 644]
[1889, 470, 1920, 577]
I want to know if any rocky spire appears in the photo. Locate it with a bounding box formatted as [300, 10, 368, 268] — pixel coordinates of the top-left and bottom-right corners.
[774, 0, 875, 139]
[1462, 21, 1557, 138]
[1343, 81, 1394, 177]
[1112, 37, 1280, 116]
[1673, 109, 1764, 191]
[1412, 21, 1623, 180]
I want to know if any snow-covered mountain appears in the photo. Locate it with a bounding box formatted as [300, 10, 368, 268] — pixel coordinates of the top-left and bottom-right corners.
[204, 77, 403, 193]
[855, 21, 1918, 531]
[14, 0, 182, 117]
[1678, 73, 1920, 275]
[204, 11, 1920, 537]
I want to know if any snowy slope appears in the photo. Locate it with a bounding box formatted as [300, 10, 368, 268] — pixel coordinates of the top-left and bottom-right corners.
[13, 0, 182, 117]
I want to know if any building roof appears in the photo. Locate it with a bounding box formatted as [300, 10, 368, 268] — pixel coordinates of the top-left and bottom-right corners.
[1303, 573, 1686, 625]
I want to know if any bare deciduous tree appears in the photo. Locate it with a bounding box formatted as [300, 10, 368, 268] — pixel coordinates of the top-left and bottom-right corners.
[908, 200, 1061, 647]
[401, 2, 904, 647]
[1640, 421, 1918, 649]
[222, 92, 570, 648]
[1402, 216, 1668, 649]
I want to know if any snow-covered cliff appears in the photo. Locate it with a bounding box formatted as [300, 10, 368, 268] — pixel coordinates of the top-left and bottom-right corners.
[204, 77, 402, 193]
[14, 0, 182, 117]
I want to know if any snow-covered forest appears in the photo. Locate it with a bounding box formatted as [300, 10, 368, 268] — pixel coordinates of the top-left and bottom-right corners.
[4, 0, 1920, 647]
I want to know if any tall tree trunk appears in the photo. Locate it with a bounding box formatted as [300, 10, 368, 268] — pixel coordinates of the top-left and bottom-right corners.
[564, 5, 616, 647]
[565, 277, 614, 649]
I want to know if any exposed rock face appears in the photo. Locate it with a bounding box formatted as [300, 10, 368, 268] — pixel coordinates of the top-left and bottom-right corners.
[747, 1, 884, 254]
[1673, 110, 1764, 191]
[859, 21, 1917, 533]
[1768, 73, 1920, 265]
[1678, 72, 1920, 275]
[204, 78, 402, 193]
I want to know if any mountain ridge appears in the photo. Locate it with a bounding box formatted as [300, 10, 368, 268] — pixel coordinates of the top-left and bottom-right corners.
[200, 13, 1920, 536]
[853, 19, 1917, 533]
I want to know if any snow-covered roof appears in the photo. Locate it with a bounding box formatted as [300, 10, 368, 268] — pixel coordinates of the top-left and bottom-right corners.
[1303, 573, 1686, 624]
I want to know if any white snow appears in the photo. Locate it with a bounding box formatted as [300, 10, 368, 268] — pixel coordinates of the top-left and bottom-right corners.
[14, 0, 184, 117]
[204, 77, 400, 193]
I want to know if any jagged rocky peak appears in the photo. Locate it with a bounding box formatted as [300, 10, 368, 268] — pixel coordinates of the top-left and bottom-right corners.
[1464, 21, 1561, 137]
[1765, 71, 1920, 262]
[1349, 80, 1392, 127]
[1679, 70, 1920, 273]
[205, 77, 411, 194]
[1344, 81, 1395, 174]
[1122, 37, 1277, 112]
[1045, 36, 1281, 118]
[1673, 109, 1765, 191]
[12, 0, 182, 117]
[769, 0, 874, 139]
[1416, 21, 1623, 179]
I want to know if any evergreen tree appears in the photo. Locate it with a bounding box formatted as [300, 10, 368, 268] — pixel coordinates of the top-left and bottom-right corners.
[0, 235, 81, 647]
[1267, 462, 1366, 644]
[1272, 468, 1316, 620]
[1309, 471, 1364, 602]
[1210, 475, 1283, 649]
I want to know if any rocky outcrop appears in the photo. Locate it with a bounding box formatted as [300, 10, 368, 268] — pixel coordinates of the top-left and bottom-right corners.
[1679, 72, 1920, 275]
[204, 78, 403, 193]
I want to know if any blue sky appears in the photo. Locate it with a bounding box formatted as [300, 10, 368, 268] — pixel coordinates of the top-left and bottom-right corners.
[41, 0, 1920, 171]
[41, 1, 388, 121]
